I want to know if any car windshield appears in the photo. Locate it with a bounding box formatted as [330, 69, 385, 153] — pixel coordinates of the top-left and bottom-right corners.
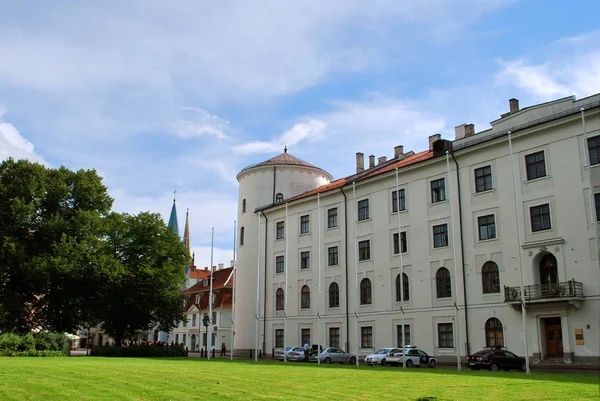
[375, 349, 391, 354]
[471, 350, 490, 357]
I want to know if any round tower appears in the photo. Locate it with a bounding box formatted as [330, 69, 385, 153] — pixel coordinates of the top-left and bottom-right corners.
[234, 149, 332, 355]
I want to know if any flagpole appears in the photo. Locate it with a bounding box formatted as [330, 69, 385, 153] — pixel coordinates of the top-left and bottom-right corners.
[255, 212, 261, 362]
[508, 131, 530, 375]
[446, 152, 461, 372]
[231, 220, 236, 360]
[208, 227, 214, 360]
[317, 193, 322, 365]
[352, 182, 359, 367]
[395, 168, 406, 369]
[284, 204, 289, 363]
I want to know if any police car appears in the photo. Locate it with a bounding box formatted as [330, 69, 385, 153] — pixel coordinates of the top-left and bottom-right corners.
[364, 348, 401, 366]
[389, 346, 438, 368]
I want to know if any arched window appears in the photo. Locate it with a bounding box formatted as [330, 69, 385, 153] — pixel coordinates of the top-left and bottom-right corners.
[436, 268, 451, 298]
[275, 288, 284, 311]
[301, 285, 310, 309]
[240, 227, 245, 246]
[395, 273, 409, 301]
[360, 278, 372, 305]
[242, 199, 247, 213]
[485, 318, 504, 347]
[329, 282, 340, 308]
[482, 261, 500, 293]
[275, 193, 284, 204]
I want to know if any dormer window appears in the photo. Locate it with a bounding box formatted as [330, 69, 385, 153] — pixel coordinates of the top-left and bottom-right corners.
[203, 278, 209, 287]
[275, 193, 284, 204]
[195, 294, 201, 305]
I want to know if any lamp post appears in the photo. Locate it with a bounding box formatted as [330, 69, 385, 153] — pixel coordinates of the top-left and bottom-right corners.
[203, 315, 210, 357]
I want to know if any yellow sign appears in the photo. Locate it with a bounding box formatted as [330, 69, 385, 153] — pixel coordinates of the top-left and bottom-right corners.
[575, 329, 584, 345]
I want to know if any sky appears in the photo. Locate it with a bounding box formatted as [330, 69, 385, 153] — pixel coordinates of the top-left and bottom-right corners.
[1, 0, 600, 267]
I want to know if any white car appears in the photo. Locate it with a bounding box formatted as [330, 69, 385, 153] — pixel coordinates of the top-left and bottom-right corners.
[390, 346, 437, 368]
[274, 346, 294, 361]
[364, 348, 401, 366]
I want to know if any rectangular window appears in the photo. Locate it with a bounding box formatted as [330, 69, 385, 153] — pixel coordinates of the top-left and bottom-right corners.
[392, 189, 406, 212]
[478, 214, 496, 241]
[595, 194, 600, 222]
[212, 312, 217, 325]
[358, 199, 369, 221]
[192, 314, 197, 327]
[211, 333, 215, 346]
[275, 329, 284, 348]
[175, 334, 179, 344]
[300, 251, 310, 269]
[300, 215, 310, 234]
[358, 240, 370, 261]
[588, 136, 600, 166]
[525, 151, 546, 180]
[530, 204, 551, 232]
[276, 221, 285, 240]
[433, 224, 448, 248]
[438, 323, 454, 348]
[474, 166, 492, 193]
[328, 246, 339, 266]
[183, 334, 186, 345]
[361, 326, 373, 348]
[327, 208, 338, 228]
[275, 255, 285, 273]
[329, 327, 340, 348]
[301, 329, 311, 346]
[183, 316, 187, 328]
[396, 325, 411, 347]
[393, 232, 407, 254]
[431, 178, 446, 203]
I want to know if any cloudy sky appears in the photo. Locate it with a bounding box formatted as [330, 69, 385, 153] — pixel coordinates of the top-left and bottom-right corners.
[1, 0, 599, 267]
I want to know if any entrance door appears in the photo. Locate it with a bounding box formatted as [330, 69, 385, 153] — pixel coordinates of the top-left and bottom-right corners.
[544, 318, 563, 357]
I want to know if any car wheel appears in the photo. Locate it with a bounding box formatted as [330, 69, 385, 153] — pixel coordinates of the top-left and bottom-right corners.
[520, 363, 527, 372]
[324, 357, 331, 364]
[406, 360, 413, 368]
[490, 363, 498, 371]
[429, 360, 437, 368]
[349, 356, 356, 364]
[381, 359, 386, 367]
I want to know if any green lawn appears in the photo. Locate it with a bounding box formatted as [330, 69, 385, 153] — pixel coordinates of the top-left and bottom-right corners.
[0, 357, 598, 401]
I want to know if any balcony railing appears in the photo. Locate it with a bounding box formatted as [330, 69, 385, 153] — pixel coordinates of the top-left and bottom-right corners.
[504, 279, 584, 303]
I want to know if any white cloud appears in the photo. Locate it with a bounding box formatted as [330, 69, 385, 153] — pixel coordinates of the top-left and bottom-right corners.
[173, 108, 229, 139]
[233, 119, 327, 154]
[0, 108, 47, 165]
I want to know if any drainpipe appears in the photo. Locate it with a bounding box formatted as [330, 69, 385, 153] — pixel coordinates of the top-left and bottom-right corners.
[262, 211, 269, 356]
[272, 167, 277, 204]
[450, 151, 471, 356]
[340, 187, 350, 353]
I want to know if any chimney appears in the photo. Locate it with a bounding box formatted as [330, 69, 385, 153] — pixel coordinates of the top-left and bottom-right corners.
[378, 156, 387, 165]
[465, 124, 475, 137]
[369, 155, 375, 169]
[356, 152, 364, 173]
[454, 124, 467, 140]
[218, 263, 224, 270]
[204, 266, 208, 271]
[509, 98, 519, 113]
[429, 134, 441, 150]
[394, 145, 404, 158]
[212, 266, 216, 272]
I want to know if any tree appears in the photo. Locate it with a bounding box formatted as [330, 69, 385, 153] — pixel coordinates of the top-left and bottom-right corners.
[97, 212, 188, 345]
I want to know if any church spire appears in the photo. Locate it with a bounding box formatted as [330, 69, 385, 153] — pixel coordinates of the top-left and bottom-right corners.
[167, 190, 179, 237]
[184, 208, 191, 255]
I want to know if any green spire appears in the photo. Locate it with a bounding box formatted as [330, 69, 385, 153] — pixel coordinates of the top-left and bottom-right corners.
[168, 190, 179, 237]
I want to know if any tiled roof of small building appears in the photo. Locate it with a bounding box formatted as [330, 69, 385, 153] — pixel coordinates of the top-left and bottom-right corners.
[239, 151, 332, 179]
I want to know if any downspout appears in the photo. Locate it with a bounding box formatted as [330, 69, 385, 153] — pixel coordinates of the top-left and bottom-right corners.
[450, 151, 470, 356]
[272, 167, 277, 204]
[262, 211, 269, 356]
[340, 187, 350, 352]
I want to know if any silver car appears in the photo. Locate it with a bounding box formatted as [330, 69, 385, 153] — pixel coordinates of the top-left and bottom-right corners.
[286, 347, 306, 361]
[317, 347, 357, 364]
[274, 346, 294, 361]
[364, 348, 401, 366]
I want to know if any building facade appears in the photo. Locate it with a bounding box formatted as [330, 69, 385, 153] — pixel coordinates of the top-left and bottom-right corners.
[234, 94, 600, 364]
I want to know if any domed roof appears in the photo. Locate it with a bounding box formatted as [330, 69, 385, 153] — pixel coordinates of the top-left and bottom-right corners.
[239, 149, 332, 179]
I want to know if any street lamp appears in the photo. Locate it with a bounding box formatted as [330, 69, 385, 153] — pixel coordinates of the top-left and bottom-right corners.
[202, 315, 210, 357]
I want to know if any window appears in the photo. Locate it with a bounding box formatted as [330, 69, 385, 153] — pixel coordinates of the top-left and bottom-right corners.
[328, 208, 338, 228]
[482, 261, 500, 294]
[395, 273, 409, 301]
[474, 166, 492, 193]
[301, 329, 311, 346]
[358, 240, 370, 261]
[392, 189, 406, 212]
[436, 268, 451, 298]
[485, 318, 504, 348]
[300, 215, 310, 234]
[478, 214, 496, 241]
[438, 323, 453, 348]
[525, 151, 546, 180]
[175, 334, 179, 344]
[396, 324, 411, 347]
[358, 199, 369, 221]
[275, 255, 285, 273]
[595, 194, 600, 222]
[183, 334, 186, 345]
[329, 282, 340, 308]
[393, 232, 407, 254]
[328, 246, 339, 266]
[301, 285, 310, 309]
[242, 199, 247, 213]
[276, 221, 285, 240]
[275, 329, 284, 348]
[360, 278, 372, 305]
[588, 136, 600, 166]
[211, 333, 215, 346]
[530, 204, 551, 232]
[300, 251, 310, 269]
[192, 313, 197, 327]
[275, 193, 284, 203]
[329, 327, 340, 348]
[276, 288, 284, 310]
[431, 178, 446, 203]
[361, 326, 373, 348]
[212, 312, 216, 325]
[240, 226, 245, 246]
[433, 224, 448, 248]
[183, 316, 187, 328]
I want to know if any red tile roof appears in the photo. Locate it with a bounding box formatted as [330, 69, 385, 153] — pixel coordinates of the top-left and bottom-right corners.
[189, 268, 211, 280]
[182, 267, 234, 295]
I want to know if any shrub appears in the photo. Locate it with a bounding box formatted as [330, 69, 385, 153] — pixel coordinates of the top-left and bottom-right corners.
[0, 332, 69, 357]
[90, 344, 186, 358]
[0, 333, 22, 353]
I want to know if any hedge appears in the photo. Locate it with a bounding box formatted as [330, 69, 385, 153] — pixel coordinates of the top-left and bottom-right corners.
[0, 332, 70, 357]
[90, 345, 186, 357]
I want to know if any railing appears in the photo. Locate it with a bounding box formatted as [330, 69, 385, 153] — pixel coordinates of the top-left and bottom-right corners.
[504, 279, 584, 303]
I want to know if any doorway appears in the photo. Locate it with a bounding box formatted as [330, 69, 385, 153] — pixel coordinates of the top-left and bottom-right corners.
[543, 317, 563, 357]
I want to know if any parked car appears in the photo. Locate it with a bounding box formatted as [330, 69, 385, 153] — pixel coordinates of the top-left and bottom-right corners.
[389, 346, 437, 368]
[285, 347, 306, 362]
[274, 346, 294, 361]
[316, 347, 357, 364]
[364, 348, 401, 366]
[466, 348, 527, 371]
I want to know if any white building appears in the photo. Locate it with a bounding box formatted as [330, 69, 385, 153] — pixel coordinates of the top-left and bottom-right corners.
[233, 94, 600, 365]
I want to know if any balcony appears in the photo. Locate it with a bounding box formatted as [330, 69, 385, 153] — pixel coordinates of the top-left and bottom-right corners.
[504, 279, 584, 309]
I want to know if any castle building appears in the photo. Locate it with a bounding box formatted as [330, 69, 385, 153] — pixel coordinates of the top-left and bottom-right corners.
[233, 94, 600, 365]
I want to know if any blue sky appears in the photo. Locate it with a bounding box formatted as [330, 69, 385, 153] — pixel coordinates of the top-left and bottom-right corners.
[1, 0, 599, 266]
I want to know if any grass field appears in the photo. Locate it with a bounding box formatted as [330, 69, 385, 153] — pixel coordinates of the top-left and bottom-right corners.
[0, 357, 598, 401]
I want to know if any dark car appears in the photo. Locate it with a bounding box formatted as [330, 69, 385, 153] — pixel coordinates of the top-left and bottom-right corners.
[466, 348, 527, 372]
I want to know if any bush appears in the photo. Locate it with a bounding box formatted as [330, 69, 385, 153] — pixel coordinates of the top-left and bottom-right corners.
[0, 332, 69, 357]
[90, 344, 186, 358]
[0, 333, 22, 353]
